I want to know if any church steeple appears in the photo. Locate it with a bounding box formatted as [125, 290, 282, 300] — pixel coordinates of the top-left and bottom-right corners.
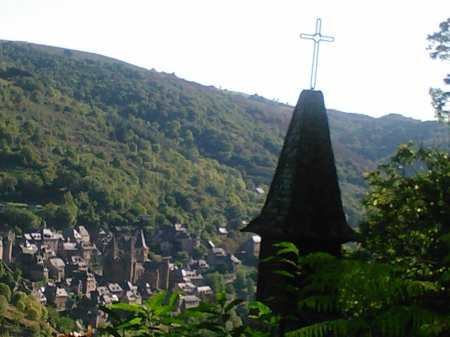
[242, 90, 357, 312]
[243, 90, 355, 243]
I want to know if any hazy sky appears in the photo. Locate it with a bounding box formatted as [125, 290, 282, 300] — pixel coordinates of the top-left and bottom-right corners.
[1, 0, 449, 121]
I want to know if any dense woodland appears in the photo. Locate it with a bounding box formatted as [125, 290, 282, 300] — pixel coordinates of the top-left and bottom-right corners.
[0, 40, 447, 236]
[0, 15, 450, 336]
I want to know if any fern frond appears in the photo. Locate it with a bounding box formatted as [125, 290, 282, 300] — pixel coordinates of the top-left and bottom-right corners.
[298, 295, 335, 312]
[285, 318, 355, 337]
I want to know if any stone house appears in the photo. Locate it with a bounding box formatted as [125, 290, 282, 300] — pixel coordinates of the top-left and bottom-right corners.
[59, 241, 78, 260]
[45, 284, 68, 311]
[172, 281, 196, 295]
[178, 295, 201, 310]
[169, 268, 204, 290]
[39, 224, 62, 253]
[156, 224, 200, 255]
[195, 285, 213, 296]
[195, 285, 214, 302]
[183, 270, 204, 286]
[95, 286, 119, 304]
[78, 241, 100, 264]
[245, 235, 261, 258]
[65, 255, 88, 277]
[45, 257, 65, 282]
[190, 259, 210, 272]
[71, 270, 97, 297]
[121, 285, 142, 305]
[169, 268, 191, 289]
[107, 282, 124, 300]
[207, 247, 241, 273]
[207, 247, 227, 266]
[77, 225, 90, 243]
[174, 232, 200, 254]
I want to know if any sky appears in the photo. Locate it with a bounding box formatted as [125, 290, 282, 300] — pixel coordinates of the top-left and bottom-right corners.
[0, 1, 449, 121]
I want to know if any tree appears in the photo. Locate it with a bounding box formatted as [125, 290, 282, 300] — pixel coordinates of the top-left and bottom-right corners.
[233, 269, 247, 291]
[428, 17, 450, 121]
[360, 144, 450, 281]
[357, 144, 450, 334]
[204, 272, 225, 293]
[54, 205, 77, 228]
[0, 295, 8, 314]
[1, 207, 41, 230]
[0, 283, 11, 302]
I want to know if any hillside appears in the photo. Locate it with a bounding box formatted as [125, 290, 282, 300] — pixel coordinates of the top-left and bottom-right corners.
[0, 40, 447, 233]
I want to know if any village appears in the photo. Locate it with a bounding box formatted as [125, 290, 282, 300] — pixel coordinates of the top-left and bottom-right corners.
[0, 221, 261, 328]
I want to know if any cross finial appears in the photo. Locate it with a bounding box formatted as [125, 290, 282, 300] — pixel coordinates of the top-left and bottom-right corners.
[300, 18, 334, 90]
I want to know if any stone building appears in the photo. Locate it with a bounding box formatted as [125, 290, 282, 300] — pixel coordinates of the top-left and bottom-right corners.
[142, 259, 170, 291]
[46, 257, 65, 282]
[1, 229, 15, 264]
[102, 230, 148, 284]
[45, 284, 68, 311]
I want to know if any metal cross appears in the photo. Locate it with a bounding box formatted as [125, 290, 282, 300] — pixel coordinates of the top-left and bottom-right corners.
[300, 18, 334, 90]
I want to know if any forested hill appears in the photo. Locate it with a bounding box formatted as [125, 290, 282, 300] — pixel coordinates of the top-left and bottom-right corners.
[0, 40, 446, 234]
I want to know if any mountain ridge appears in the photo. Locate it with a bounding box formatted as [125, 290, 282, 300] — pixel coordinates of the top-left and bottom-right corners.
[0, 40, 446, 233]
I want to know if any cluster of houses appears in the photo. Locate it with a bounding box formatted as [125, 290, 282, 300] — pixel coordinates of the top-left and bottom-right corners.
[0, 221, 261, 328]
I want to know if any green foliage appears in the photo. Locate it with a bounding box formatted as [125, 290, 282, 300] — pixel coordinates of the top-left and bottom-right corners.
[428, 17, 450, 121]
[183, 292, 250, 337]
[47, 307, 77, 333]
[0, 295, 8, 313]
[0, 40, 446, 236]
[0, 206, 40, 230]
[101, 290, 273, 337]
[204, 272, 226, 293]
[354, 144, 450, 335]
[360, 144, 450, 280]
[100, 290, 185, 336]
[101, 236, 450, 337]
[266, 242, 449, 337]
[0, 282, 11, 301]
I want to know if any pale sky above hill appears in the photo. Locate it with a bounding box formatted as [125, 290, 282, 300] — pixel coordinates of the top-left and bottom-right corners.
[0, 0, 449, 121]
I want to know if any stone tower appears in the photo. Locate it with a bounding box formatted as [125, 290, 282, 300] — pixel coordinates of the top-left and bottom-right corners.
[103, 231, 147, 284]
[135, 229, 149, 263]
[3, 229, 14, 264]
[242, 90, 356, 311]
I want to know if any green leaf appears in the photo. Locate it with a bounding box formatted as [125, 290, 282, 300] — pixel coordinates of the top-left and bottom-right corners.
[101, 326, 123, 337]
[169, 290, 182, 306]
[196, 321, 223, 332]
[249, 301, 273, 316]
[185, 302, 219, 315]
[274, 242, 299, 256]
[273, 270, 295, 278]
[113, 317, 144, 330]
[99, 304, 123, 323]
[224, 298, 245, 313]
[216, 291, 227, 306]
[145, 290, 167, 311]
[108, 302, 146, 314]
